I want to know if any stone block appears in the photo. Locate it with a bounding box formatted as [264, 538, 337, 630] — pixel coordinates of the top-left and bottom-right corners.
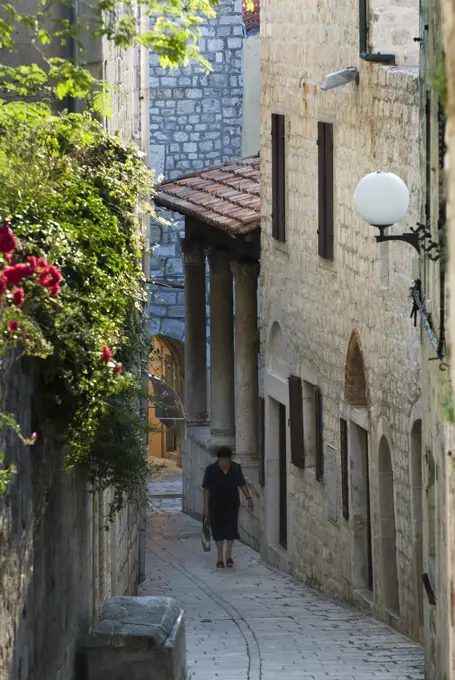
[87, 596, 187, 680]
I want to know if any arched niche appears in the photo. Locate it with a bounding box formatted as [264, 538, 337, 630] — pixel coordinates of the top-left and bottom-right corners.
[344, 330, 369, 406]
[378, 435, 399, 613]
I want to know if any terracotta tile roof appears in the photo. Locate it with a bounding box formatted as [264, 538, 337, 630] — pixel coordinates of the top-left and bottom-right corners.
[243, 0, 260, 33]
[154, 156, 261, 237]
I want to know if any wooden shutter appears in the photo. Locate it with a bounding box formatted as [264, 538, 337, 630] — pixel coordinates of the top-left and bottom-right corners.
[272, 113, 286, 242]
[288, 375, 304, 468]
[259, 396, 265, 487]
[425, 93, 431, 227]
[314, 386, 324, 481]
[318, 121, 334, 260]
[340, 418, 349, 520]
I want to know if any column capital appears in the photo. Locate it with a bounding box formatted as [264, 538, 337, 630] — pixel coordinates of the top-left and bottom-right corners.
[207, 247, 233, 269]
[180, 238, 206, 266]
[230, 258, 259, 283]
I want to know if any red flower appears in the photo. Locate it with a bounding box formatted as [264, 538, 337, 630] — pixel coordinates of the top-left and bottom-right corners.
[2, 264, 31, 285]
[12, 288, 25, 306]
[100, 345, 113, 362]
[0, 221, 16, 255]
[7, 320, 18, 332]
[114, 363, 123, 375]
[27, 256, 37, 274]
[48, 284, 61, 297]
[5, 253, 11, 265]
[37, 257, 47, 270]
[38, 264, 62, 288]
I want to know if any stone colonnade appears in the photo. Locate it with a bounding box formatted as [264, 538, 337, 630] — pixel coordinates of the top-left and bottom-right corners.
[181, 237, 258, 460]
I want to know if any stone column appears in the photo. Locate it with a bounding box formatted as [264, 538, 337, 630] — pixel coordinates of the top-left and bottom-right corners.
[208, 248, 235, 444]
[231, 259, 259, 461]
[181, 238, 208, 424]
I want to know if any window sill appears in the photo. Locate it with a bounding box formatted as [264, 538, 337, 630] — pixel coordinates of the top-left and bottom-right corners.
[318, 258, 336, 274]
[273, 239, 288, 254]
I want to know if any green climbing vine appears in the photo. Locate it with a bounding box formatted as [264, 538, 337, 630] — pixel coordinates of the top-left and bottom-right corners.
[0, 101, 158, 513]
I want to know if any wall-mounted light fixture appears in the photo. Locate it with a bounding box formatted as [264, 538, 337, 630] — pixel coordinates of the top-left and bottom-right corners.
[354, 171, 420, 253]
[320, 67, 359, 91]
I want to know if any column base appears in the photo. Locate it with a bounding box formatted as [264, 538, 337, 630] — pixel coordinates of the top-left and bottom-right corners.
[185, 414, 209, 427]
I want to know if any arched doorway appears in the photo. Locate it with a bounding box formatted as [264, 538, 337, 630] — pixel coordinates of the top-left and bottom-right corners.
[148, 335, 184, 466]
[378, 435, 399, 613]
[411, 419, 423, 632]
[344, 331, 373, 592]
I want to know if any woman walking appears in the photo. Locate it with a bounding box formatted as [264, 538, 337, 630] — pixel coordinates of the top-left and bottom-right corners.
[203, 446, 253, 568]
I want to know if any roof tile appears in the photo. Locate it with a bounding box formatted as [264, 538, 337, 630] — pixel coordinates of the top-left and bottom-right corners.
[154, 156, 261, 237]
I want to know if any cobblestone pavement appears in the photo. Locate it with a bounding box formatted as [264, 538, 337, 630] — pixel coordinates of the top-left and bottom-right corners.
[140, 473, 424, 680]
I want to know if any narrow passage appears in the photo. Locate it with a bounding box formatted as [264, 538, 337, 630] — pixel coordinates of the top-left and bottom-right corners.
[140, 465, 424, 680]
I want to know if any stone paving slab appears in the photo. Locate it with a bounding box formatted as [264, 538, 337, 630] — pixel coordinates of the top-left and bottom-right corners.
[141, 478, 424, 680]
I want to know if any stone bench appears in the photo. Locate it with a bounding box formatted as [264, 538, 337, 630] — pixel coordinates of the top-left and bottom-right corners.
[87, 596, 187, 680]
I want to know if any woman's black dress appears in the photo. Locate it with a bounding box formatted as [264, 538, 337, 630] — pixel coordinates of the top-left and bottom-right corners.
[202, 461, 246, 541]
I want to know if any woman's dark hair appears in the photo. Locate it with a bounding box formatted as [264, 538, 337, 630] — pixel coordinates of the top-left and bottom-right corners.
[217, 446, 233, 459]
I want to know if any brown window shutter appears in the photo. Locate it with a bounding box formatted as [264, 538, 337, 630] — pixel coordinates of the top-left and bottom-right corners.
[272, 113, 286, 242]
[340, 418, 349, 520]
[318, 121, 334, 260]
[314, 386, 324, 481]
[288, 375, 304, 468]
[259, 396, 265, 487]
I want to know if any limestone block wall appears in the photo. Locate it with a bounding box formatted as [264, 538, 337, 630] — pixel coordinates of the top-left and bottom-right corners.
[149, 0, 244, 343]
[370, 0, 419, 65]
[0, 357, 141, 680]
[260, 0, 421, 641]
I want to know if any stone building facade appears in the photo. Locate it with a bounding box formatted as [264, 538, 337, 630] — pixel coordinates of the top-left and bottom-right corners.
[0, 8, 147, 679]
[420, 0, 455, 676]
[149, 0, 244, 344]
[260, 0, 422, 642]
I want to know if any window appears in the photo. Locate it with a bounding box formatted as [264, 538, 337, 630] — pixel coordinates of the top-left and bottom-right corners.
[318, 121, 334, 260]
[288, 375, 304, 468]
[340, 418, 349, 520]
[302, 381, 324, 480]
[272, 113, 286, 242]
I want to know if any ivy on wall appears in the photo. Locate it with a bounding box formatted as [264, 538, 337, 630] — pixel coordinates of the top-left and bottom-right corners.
[0, 101, 156, 513]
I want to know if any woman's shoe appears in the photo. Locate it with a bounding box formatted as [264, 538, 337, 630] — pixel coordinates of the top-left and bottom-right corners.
[226, 558, 234, 568]
[216, 560, 225, 568]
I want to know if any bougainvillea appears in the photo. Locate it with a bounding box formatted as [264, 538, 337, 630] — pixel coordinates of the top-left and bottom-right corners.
[0, 101, 156, 513]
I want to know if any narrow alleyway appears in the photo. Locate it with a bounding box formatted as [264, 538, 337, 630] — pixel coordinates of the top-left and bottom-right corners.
[140, 464, 424, 680]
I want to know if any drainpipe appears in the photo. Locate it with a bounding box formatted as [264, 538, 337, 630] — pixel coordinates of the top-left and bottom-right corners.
[359, 0, 395, 64]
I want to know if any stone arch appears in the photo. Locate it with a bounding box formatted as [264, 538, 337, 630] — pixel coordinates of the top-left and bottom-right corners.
[267, 320, 288, 378]
[344, 330, 369, 406]
[148, 335, 185, 465]
[378, 435, 399, 613]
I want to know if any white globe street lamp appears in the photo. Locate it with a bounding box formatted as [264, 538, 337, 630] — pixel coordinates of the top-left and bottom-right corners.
[354, 171, 420, 253]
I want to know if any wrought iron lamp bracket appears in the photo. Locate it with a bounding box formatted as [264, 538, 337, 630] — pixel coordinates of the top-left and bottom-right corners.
[374, 225, 420, 254]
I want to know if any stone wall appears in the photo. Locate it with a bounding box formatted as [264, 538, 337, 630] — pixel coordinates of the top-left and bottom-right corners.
[370, 0, 419, 65]
[260, 0, 421, 641]
[149, 0, 244, 343]
[0, 357, 141, 680]
[422, 0, 455, 675]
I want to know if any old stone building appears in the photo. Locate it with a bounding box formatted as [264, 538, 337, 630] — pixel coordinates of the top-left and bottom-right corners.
[420, 0, 455, 676]
[0, 6, 148, 679]
[260, 0, 422, 642]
